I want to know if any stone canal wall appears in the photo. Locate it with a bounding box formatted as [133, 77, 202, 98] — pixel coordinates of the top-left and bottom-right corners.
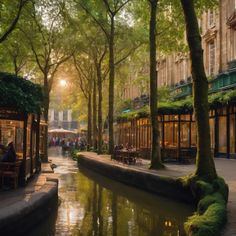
[0, 178, 58, 235]
[77, 154, 195, 204]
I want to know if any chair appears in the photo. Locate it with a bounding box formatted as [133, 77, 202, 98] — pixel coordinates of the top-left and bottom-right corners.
[0, 161, 21, 189]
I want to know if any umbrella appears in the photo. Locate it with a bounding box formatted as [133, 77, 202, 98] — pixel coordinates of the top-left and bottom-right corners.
[48, 128, 77, 134]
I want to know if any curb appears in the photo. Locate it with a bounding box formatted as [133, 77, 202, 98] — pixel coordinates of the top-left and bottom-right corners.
[78, 154, 195, 204]
[0, 180, 58, 235]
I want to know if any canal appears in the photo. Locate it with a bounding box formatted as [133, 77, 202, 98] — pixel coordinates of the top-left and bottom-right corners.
[28, 151, 194, 236]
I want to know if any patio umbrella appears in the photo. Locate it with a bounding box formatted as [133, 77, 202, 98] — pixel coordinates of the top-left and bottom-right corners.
[48, 128, 77, 134]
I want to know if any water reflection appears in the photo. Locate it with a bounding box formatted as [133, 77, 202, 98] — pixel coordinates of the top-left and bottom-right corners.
[29, 159, 193, 236]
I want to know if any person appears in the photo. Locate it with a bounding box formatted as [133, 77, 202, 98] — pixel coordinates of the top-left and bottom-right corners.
[1, 142, 16, 162]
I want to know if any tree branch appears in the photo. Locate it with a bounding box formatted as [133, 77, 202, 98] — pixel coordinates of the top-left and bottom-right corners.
[114, 42, 142, 66]
[79, 2, 109, 39]
[0, 0, 29, 43]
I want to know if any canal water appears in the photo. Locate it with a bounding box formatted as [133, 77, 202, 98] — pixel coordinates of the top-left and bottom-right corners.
[28, 152, 194, 236]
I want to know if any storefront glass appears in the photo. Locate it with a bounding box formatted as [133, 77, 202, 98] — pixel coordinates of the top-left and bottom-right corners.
[209, 118, 215, 149]
[164, 122, 178, 147]
[218, 116, 227, 153]
[230, 114, 235, 153]
[0, 119, 24, 158]
[180, 122, 189, 147]
[191, 122, 196, 147]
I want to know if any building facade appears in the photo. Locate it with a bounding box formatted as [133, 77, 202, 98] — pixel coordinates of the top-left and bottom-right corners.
[115, 1, 236, 160]
[158, 0, 236, 87]
[48, 109, 79, 131]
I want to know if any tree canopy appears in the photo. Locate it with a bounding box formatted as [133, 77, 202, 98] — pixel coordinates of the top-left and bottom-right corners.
[0, 72, 43, 113]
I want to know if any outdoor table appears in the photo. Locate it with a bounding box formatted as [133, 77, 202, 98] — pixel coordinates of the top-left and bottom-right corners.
[115, 149, 138, 164]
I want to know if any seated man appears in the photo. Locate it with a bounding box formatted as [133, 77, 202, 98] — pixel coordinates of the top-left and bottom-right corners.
[1, 142, 16, 162]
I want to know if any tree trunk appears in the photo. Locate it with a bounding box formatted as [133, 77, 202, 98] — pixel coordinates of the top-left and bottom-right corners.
[97, 64, 103, 154]
[87, 92, 92, 149]
[149, 0, 164, 169]
[43, 81, 49, 162]
[180, 0, 217, 181]
[108, 15, 115, 155]
[93, 77, 97, 150]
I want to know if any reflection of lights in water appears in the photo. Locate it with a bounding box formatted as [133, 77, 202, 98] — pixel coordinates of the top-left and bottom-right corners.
[164, 220, 172, 227]
[60, 203, 85, 228]
[108, 216, 113, 223]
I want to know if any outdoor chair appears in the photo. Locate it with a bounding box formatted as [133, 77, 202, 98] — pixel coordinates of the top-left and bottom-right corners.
[0, 161, 21, 189]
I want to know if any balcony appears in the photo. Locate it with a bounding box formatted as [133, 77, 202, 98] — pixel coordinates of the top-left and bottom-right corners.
[172, 82, 192, 99]
[209, 69, 236, 93]
[172, 69, 236, 99]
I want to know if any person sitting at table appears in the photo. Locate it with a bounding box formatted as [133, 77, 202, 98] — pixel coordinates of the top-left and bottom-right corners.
[1, 142, 16, 162]
[125, 143, 133, 150]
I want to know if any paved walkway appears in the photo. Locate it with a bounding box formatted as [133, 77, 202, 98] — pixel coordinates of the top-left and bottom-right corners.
[0, 162, 58, 208]
[78, 152, 235, 236]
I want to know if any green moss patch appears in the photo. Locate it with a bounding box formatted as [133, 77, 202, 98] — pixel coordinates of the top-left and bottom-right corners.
[182, 176, 228, 236]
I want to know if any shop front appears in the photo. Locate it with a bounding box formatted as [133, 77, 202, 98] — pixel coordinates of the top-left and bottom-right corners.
[0, 72, 43, 185]
[115, 102, 236, 161]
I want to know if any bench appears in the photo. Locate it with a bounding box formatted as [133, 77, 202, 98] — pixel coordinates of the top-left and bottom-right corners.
[0, 161, 21, 189]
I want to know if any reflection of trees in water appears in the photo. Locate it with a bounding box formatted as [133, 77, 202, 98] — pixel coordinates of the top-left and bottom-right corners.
[98, 186, 103, 236]
[112, 193, 117, 236]
[135, 208, 181, 236]
[77, 168, 191, 236]
[34, 168, 191, 236]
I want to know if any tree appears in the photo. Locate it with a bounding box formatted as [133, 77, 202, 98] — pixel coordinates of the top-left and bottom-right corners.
[148, 0, 164, 169]
[73, 53, 95, 148]
[79, 0, 142, 155]
[20, 0, 75, 161]
[0, 29, 29, 75]
[0, 0, 29, 43]
[180, 0, 217, 180]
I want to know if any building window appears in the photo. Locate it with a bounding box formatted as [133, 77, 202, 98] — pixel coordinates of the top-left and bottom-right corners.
[63, 110, 68, 121]
[208, 41, 215, 75]
[54, 110, 59, 121]
[208, 9, 214, 27]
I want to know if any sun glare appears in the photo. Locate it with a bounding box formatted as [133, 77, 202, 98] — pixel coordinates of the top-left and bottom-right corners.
[59, 79, 67, 87]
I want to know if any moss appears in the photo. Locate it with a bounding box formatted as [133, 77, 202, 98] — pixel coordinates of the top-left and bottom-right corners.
[185, 202, 227, 236]
[212, 177, 229, 201]
[195, 180, 214, 198]
[182, 176, 228, 236]
[197, 193, 225, 215]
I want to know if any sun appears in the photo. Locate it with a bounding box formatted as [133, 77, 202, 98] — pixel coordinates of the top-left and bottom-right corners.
[59, 79, 67, 87]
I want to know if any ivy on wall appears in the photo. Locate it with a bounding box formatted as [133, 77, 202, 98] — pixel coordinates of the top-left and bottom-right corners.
[117, 90, 236, 121]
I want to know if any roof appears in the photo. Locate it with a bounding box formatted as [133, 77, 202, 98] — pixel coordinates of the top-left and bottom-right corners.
[0, 72, 43, 113]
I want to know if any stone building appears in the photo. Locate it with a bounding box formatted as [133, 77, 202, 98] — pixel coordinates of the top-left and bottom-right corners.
[48, 109, 78, 131]
[115, 1, 236, 160]
[158, 0, 236, 87]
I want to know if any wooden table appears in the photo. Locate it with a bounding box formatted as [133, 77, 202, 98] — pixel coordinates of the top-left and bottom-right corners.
[114, 149, 138, 164]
